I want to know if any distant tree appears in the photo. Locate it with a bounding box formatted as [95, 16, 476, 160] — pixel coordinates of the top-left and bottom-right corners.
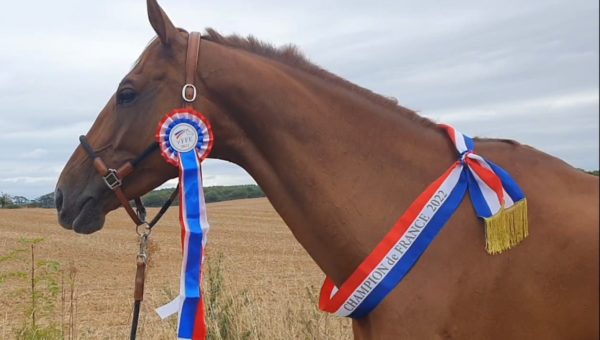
[34, 193, 56, 208]
[12, 196, 30, 206]
[578, 168, 599, 177]
[0, 192, 13, 208]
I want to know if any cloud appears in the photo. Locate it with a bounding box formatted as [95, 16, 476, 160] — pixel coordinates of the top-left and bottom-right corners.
[0, 0, 597, 199]
[19, 148, 49, 160]
[158, 160, 255, 190]
[432, 89, 599, 123]
[0, 176, 57, 184]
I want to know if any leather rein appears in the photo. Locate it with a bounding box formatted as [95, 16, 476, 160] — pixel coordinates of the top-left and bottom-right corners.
[78, 32, 202, 340]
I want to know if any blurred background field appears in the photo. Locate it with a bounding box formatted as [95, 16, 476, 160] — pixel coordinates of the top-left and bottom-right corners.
[0, 198, 352, 339]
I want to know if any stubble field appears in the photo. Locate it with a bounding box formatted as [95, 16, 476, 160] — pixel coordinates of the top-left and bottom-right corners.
[0, 198, 352, 339]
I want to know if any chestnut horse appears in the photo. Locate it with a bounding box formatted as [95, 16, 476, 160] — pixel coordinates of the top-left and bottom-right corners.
[55, 1, 599, 338]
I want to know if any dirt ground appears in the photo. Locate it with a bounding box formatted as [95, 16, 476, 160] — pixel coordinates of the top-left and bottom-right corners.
[0, 198, 352, 339]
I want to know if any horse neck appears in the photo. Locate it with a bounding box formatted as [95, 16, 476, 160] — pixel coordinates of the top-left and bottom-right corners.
[202, 42, 457, 284]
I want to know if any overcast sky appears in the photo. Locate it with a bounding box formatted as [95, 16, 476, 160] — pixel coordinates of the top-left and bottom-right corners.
[0, 0, 598, 199]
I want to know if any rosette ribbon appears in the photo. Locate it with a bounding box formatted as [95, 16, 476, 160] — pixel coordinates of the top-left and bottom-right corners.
[319, 124, 528, 318]
[154, 109, 214, 340]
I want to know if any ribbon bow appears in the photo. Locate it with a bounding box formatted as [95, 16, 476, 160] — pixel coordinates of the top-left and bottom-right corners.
[441, 124, 528, 253]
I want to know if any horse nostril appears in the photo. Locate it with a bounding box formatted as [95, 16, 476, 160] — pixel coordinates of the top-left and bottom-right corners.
[55, 188, 64, 212]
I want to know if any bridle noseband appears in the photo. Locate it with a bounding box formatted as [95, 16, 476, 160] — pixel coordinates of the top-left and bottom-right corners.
[78, 32, 202, 230]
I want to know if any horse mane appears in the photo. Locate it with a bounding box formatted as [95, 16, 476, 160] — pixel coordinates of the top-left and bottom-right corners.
[202, 28, 438, 129]
[200, 29, 519, 145]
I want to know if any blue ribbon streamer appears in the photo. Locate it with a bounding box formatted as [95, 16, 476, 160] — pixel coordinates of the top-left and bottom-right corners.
[178, 150, 205, 339]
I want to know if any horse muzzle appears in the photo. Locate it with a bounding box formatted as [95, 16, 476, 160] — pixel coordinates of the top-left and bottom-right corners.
[55, 179, 109, 234]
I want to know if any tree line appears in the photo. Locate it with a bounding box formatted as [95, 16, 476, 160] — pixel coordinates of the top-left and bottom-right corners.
[0, 185, 265, 209]
[2, 169, 599, 209]
[142, 185, 265, 207]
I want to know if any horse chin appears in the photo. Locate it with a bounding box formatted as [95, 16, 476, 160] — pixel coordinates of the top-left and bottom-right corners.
[60, 198, 106, 234]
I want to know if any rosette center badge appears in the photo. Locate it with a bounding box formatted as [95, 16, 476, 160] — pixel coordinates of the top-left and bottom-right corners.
[169, 123, 199, 153]
[156, 108, 214, 167]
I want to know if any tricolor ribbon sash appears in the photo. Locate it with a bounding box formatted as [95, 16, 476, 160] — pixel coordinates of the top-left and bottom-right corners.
[155, 109, 214, 340]
[319, 124, 528, 318]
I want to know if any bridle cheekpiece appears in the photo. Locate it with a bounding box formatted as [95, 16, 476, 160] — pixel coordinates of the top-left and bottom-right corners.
[78, 32, 203, 230]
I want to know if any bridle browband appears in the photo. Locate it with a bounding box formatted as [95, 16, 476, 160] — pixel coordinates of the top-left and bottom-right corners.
[78, 32, 202, 230]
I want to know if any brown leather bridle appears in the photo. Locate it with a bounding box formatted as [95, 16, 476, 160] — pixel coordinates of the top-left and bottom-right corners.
[78, 32, 202, 229]
[78, 32, 202, 340]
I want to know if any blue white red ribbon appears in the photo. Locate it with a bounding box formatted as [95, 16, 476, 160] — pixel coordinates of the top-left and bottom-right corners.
[155, 109, 214, 340]
[319, 124, 527, 318]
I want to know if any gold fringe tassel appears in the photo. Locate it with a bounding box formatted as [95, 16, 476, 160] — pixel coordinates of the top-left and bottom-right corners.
[484, 199, 529, 255]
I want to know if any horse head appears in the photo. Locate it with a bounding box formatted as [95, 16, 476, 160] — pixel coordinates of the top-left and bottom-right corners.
[55, 0, 236, 233]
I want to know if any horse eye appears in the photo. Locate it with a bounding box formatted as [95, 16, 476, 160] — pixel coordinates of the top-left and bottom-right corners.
[117, 88, 137, 105]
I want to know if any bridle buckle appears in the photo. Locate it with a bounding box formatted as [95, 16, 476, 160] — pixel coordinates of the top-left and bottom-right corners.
[182, 84, 197, 103]
[103, 169, 122, 190]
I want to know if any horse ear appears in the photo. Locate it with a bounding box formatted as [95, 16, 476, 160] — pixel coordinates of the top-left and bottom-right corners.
[147, 0, 177, 45]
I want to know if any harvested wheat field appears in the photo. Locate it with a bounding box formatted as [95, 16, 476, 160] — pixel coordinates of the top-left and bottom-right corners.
[0, 198, 352, 339]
